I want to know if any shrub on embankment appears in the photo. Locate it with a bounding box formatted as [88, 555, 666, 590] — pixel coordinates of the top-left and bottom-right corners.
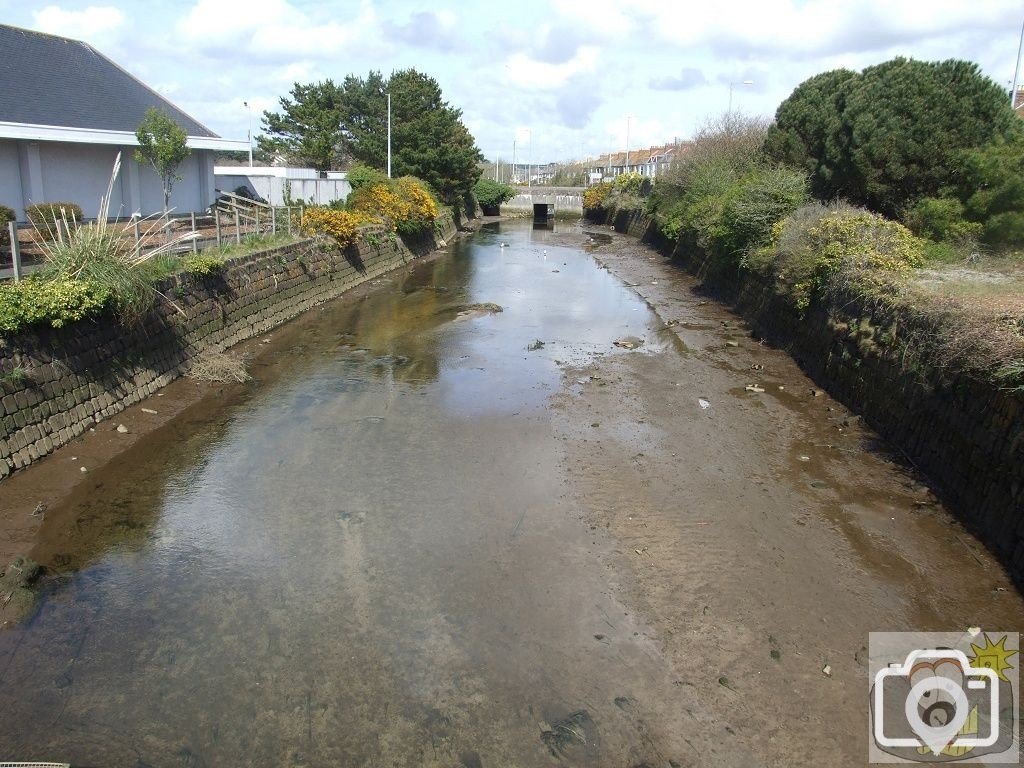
[301, 171, 443, 246]
[584, 101, 1024, 582]
[584, 103, 1023, 391]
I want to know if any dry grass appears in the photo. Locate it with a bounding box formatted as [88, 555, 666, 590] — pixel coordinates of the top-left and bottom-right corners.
[187, 350, 251, 383]
[896, 267, 1024, 387]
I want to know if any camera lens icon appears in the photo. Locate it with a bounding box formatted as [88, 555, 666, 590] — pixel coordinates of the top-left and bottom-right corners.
[873, 649, 1000, 756]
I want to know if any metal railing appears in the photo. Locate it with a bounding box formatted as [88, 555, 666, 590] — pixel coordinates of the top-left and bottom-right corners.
[2, 196, 306, 282]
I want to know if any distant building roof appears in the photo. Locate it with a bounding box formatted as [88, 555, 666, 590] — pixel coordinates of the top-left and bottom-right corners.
[0, 23, 217, 138]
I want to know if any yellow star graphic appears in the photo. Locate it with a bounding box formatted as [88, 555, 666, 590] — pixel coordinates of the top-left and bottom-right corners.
[969, 634, 1018, 683]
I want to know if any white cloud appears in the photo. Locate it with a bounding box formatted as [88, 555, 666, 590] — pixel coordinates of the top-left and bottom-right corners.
[502, 46, 599, 89]
[33, 5, 126, 40]
[176, 0, 376, 59]
[626, 0, 1020, 56]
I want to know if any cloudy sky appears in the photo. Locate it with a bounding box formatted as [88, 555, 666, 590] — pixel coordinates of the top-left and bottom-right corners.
[4, 1, 1023, 164]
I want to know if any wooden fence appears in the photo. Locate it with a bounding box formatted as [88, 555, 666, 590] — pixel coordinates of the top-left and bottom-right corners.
[1, 192, 305, 282]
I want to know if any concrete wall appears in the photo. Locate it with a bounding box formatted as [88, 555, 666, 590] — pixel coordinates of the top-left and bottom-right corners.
[503, 192, 583, 216]
[0, 139, 215, 221]
[597, 206, 1024, 586]
[0, 212, 457, 478]
[216, 173, 351, 207]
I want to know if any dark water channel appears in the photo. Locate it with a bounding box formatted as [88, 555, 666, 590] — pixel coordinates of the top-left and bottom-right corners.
[0, 222, 683, 766]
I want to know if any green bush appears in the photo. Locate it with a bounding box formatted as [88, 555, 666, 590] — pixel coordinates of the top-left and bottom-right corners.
[472, 178, 516, 210]
[982, 211, 1024, 245]
[753, 204, 924, 313]
[0, 277, 112, 335]
[346, 163, 390, 191]
[960, 139, 1024, 245]
[712, 166, 808, 263]
[904, 197, 982, 242]
[613, 172, 644, 195]
[25, 202, 83, 230]
[182, 254, 225, 277]
[0, 205, 15, 248]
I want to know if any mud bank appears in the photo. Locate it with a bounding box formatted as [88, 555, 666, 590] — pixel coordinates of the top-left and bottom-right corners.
[593, 207, 1024, 587]
[0, 214, 459, 482]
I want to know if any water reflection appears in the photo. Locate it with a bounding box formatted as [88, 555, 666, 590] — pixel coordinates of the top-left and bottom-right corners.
[0, 221, 667, 766]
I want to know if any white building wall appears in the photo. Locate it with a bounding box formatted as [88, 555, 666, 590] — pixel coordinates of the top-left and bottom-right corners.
[216, 172, 351, 207]
[0, 138, 217, 221]
[0, 141, 20, 215]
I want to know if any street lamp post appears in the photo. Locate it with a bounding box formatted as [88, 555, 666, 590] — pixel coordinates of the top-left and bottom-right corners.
[728, 80, 754, 113]
[387, 93, 392, 178]
[243, 100, 253, 167]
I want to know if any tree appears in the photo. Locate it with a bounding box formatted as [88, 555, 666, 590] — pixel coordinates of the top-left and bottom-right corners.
[260, 69, 483, 201]
[763, 69, 856, 200]
[473, 178, 516, 213]
[258, 80, 346, 171]
[766, 58, 1023, 217]
[342, 69, 483, 202]
[134, 107, 190, 217]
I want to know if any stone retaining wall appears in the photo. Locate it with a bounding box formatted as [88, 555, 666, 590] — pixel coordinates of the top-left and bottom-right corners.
[596, 207, 1024, 585]
[0, 214, 457, 478]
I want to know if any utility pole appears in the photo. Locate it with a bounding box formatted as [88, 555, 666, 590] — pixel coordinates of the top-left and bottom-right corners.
[625, 115, 631, 170]
[387, 93, 392, 178]
[512, 140, 517, 184]
[728, 80, 754, 113]
[1012, 15, 1024, 108]
[528, 129, 533, 194]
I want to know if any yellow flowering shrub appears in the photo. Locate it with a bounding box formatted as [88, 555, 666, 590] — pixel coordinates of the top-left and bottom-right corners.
[300, 208, 371, 247]
[758, 205, 925, 313]
[347, 177, 439, 235]
[583, 182, 613, 210]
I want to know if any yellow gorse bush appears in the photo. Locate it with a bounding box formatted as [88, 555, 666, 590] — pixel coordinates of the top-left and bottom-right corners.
[583, 182, 613, 210]
[300, 208, 373, 247]
[304, 175, 440, 245]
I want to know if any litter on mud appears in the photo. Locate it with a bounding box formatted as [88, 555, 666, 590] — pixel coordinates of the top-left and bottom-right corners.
[613, 338, 644, 350]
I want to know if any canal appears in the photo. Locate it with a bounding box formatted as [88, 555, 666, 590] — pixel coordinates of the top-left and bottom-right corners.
[2, 220, 1022, 767]
[0, 221, 693, 766]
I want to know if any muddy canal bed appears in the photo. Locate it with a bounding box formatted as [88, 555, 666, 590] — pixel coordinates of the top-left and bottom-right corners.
[1, 221, 1022, 767]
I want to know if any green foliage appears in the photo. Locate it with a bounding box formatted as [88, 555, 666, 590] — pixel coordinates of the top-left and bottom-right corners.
[763, 69, 857, 199]
[472, 178, 516, 209]
[613, 172, 645, 194]
[712, 166, 809, 262]
[752, 204, 925, 312]
[645, 115, 804, 269]
[350, 69, 482, 202]
[0, 205, 15, 247]
[182, 254, 225, 277]
[135, 107, 191, 215]
[261, 70, 483, 201]
[0, 277, 112, 335]
[25, 202, 83, 231]
[904, 197, 982, 243]
[766, 58, 1022, 219]
[258, 80, 347, 171]
[959, 138, 1024, 245]
[346, 163, 390, 191]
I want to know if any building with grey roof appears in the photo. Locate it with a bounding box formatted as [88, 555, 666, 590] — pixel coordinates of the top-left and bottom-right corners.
[0, 23, 247, 221]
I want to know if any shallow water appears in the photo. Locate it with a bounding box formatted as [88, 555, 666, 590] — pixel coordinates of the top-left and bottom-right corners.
[0, 222, 686, 766]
